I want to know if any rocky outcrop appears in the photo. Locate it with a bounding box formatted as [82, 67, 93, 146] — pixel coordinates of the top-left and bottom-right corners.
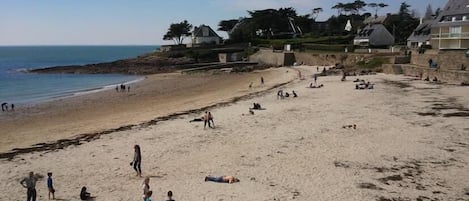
[29, 55, 195, 75]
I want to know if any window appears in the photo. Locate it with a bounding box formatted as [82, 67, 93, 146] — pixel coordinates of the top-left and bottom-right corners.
[449, 26, 462, 37]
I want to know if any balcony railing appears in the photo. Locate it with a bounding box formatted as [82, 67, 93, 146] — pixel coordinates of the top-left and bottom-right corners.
[432, 32, 469, 39]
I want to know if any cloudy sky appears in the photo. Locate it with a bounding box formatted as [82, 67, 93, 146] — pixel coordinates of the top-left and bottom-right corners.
[0, 0, 447, 45]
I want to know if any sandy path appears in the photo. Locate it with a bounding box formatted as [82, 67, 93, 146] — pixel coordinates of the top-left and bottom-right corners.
[0, 67, 468, 201]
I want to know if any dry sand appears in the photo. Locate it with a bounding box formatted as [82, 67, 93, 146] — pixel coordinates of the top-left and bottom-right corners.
[1, 66, 468, 201]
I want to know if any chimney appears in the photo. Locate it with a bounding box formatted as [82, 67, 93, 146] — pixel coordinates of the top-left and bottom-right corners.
[420, 17, 423, 24]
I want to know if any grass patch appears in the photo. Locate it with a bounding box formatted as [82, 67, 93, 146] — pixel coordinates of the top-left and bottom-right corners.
[356, 57, 389, 69]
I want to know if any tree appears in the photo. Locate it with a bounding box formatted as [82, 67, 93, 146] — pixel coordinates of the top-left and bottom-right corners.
[384, 2, 419, 44]
[435, 7, 441, 17]
[399, 2, 411, 17]
[218, 19, 239, 34]
[332, 3, 345, 15]
[312, 7, 323, 20]
[424, 4, 433, 20]
[368, 2, 389, 17]
[163, 20, 192, 45]
[352, 0, 367, 15]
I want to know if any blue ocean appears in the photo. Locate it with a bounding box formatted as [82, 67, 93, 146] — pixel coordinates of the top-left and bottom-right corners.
[0, 46, 158, 105]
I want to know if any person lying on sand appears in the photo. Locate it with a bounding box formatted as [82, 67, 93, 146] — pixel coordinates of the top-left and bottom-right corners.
[309, 83, 324, 88]
[342, 124, 357, 129]
[205, 175, 240, 184]
[189, 117, 204, 122]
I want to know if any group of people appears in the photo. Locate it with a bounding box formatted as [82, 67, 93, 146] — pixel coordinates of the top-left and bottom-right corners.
[354, 79, 374, 90]
[1, 102, 14, 112]
[115, 84, 130, 92]
[20, 171, 95, 201]
[141, 176, 175, 201]
[20, 171, 62, 201]
[309, 83, 324, 88]
[423, 76, 439, 82]
[189, 111, 215, 129]
[249, 76, 265, 89]
[251, 103, 262, 110]
[277, 90, 298, 99]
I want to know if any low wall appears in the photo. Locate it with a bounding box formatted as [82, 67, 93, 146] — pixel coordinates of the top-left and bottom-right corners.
[294, 52, 374, 67]
[383, 64, 469, 84]
[249, 49, 294, 66]
[411, 52, 469, 71]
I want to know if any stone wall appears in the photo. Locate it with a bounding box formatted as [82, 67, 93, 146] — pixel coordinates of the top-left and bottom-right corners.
[411, 52, 469, 71]
[294, 52, 374, 67]
[383, 64, 469, 84]
[249, 49, 295, 66]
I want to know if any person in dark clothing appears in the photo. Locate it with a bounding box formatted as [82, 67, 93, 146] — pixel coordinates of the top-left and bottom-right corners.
[292, 90, 298, 97]
[203, 112, 209, 129]
[80, 186, 92, 200]
[132, 145, 142, 177]
[208, 112, 214, 128]
[166, 191, 175, 201]
[20, 172, 37, 201]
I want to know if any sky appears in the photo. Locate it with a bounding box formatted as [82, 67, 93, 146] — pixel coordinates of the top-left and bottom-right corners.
[0, 0, 447, 46]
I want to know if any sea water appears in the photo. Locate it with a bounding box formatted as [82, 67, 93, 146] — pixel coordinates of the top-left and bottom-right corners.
[0, 46, 158, 105]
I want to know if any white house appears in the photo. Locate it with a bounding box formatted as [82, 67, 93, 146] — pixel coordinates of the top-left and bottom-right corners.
[189, 25, 221, 47]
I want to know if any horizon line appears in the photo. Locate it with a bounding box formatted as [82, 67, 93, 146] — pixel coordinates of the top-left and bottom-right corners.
[0, 44, 162, 47]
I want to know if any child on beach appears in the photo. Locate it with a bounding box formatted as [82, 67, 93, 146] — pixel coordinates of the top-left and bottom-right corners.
[80, 186, 92, 200]
[142, 177, 150, 201]
[47, 172, 55, 200]
[166, 191, 175, 201]
[145, 191, 153, 201]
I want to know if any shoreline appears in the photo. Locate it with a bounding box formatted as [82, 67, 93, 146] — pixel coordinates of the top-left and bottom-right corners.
[2, 74, 144, 106]
[0, 68, 296, 153]
[0, 78, 292, 160]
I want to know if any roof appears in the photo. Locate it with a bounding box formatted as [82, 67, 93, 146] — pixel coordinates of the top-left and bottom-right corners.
[193, 25, 220, 38]
[408, 20, 434, 42]
[363, 15, 388, 25]
[433, 0, 469, 27]
[355, 24, 387, 39]
[354, 24, 394, 46]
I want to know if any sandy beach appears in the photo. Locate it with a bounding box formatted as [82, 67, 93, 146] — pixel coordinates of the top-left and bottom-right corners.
[1, 66, 468, 201]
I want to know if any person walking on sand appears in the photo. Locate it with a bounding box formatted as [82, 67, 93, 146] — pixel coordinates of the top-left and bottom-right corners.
[314, 74, 318, 85]
[20, 171, 37, 201]
[142, 177, 150, 201]
[47, 172, 55, 200]
[132, 145, 142, 177]
[261, 77, 264, 85]
[208, 112, 214, 128]
[11, 103, 14, 111]
[203, 112, 209, 129]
